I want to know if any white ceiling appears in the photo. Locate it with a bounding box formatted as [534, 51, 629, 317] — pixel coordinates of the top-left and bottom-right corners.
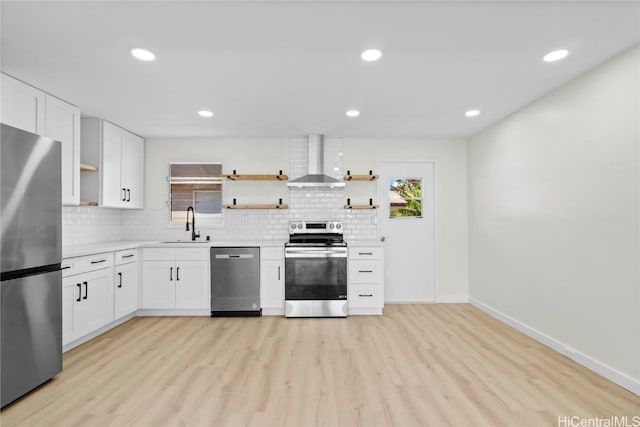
[1, 1, 638, 139]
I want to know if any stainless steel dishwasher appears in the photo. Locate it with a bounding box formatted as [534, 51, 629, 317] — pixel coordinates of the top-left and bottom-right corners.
[210, 247, 261, 316]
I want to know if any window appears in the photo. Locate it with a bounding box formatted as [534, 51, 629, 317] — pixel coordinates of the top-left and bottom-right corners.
[169, 163, 223, 225]
[389, 178, 422, 218]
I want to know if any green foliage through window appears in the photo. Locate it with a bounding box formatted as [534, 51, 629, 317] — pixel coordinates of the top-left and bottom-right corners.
[389, 178, 422, 218]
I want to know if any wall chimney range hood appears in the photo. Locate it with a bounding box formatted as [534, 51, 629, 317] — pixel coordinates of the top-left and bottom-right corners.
[287, 134, 345, 188]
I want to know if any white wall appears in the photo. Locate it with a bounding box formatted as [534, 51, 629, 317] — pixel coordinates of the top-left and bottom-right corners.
[468, 46, 639, 393]
[343, 139, 469, 301]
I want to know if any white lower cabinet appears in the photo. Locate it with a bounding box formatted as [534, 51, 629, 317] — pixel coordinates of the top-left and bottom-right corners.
[260, 246, 284, 314]
[142, 248, 209, 309]
[348, 246, 384, 315]
[114, 249, 139, 319]
[62, 254, 115, 346]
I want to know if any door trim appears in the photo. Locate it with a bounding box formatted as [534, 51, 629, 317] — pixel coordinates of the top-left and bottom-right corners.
[377, 159, 439, 302]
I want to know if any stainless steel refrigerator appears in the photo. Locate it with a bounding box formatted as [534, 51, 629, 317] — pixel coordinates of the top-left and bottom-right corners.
[1, 123, 62, 407]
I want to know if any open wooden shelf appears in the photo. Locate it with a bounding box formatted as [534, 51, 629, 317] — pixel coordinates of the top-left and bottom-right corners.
[344, 174, 378, 181]
[223, 204, 289, 210]
[223, 173, 288, 181]
[79, 201, 98, 207]
[344, 204, 379, 209]
[80, 163, 98, 172]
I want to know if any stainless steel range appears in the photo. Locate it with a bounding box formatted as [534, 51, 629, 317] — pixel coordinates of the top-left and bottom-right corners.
[284, 221, 347, 317]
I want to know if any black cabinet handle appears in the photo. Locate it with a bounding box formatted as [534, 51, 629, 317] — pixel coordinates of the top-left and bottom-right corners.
[62, 265, 71, 270]
[122, 254, 134, 259]
[126, 189, 131, 202]
[359, 294, 373, 297]
[170, 267, 173, 281]
[83, 281, 88, 300]
[122, 188, 126, 201]
[91, 259, 107, 264]
[76, 283, 82, 302]
[118, 272, 123, 288]
[176, 267, 180, 281]
[359, 270, 374, 273]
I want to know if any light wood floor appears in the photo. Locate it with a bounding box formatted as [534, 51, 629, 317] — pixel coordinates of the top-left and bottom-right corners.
[1, 304, 638, 427]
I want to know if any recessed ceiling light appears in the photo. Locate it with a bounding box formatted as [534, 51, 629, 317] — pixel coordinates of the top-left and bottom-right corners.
[130, 48, 156, 62]
[543, 49, 569, 62]
[361, 49, 382, 62]
[198, 110, 214, 117]
[346, 110, 360, 117]
[465, 109, 480, 117]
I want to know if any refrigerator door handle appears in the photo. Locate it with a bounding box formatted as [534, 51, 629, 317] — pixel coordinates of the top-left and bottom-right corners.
[82, 281, 88, 300]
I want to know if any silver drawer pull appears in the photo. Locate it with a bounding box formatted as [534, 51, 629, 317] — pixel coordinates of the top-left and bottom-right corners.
[359, 294, 373, 297]
[358, 252, 373, 256]
[358, 270, 373, 273]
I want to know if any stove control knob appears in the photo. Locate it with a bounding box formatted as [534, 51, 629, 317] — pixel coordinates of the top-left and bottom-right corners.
[336, 224, 342, 229]
[291, 224, 296, 229]
[330, 224, 334, 229]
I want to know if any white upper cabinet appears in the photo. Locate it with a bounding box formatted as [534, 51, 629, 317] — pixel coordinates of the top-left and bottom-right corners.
[0, 73, 45, 135]
[122, 130, 144, 208]
[81, 118, 144, 209]
[1, 74, 81, 205]
[45, 94, 81, 205]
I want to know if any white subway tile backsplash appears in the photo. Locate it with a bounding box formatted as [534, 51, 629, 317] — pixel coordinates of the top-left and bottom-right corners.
[64, 139, 377, 246]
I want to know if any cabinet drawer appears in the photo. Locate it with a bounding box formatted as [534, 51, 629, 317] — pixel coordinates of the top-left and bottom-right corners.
[63, 252, 114, 277]
[348, 285, 383, 308]
[260, 246, 282, 260]
[143, 248, 175, 261]
[115, 249, 138, 265]
[348, 261, 383, 284]
[348, 247, 383, 260]
[175, 248, 209, 261]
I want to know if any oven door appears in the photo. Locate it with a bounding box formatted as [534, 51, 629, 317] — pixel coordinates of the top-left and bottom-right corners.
[285, 247, 347, 300]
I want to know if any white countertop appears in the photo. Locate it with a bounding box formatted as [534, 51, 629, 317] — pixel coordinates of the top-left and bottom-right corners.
[63, 240, 286, 258]
[348, 240, 384, 247]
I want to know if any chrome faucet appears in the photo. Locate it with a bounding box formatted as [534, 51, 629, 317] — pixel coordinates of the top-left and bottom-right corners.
[185, 206, 200, 241]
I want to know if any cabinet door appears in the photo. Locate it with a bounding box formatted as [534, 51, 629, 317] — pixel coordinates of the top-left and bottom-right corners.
[83, 268, 115, 334]
[101, 121, 125, 208]
[62, 276, 80, 345]
[142, 261, 175, 308]
[175, 260, 209, 309]
[122, 131, 144, 209]
[0, 74, 45, 134]
[115, 262, 139, 319]
[45, 94, 80, 205]
[260, 259, 283, 310]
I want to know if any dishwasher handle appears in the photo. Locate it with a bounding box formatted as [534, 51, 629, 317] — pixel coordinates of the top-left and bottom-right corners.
[214, 254, 254, 259]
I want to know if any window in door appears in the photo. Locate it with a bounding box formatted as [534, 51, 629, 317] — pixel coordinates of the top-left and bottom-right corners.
[169, 163, 223, 225]
[389, 178, 422, 218]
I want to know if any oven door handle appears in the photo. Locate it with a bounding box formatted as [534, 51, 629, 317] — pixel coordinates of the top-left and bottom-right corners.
[285, 250, 347, 258]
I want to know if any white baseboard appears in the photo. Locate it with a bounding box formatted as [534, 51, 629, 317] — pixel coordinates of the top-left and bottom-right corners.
[63, 313, 135, 353]
[348, 307, 383, 315]
[470, 298, 640, 396]
[437, 295, 469, 303]
[136, 308, 210, 316]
